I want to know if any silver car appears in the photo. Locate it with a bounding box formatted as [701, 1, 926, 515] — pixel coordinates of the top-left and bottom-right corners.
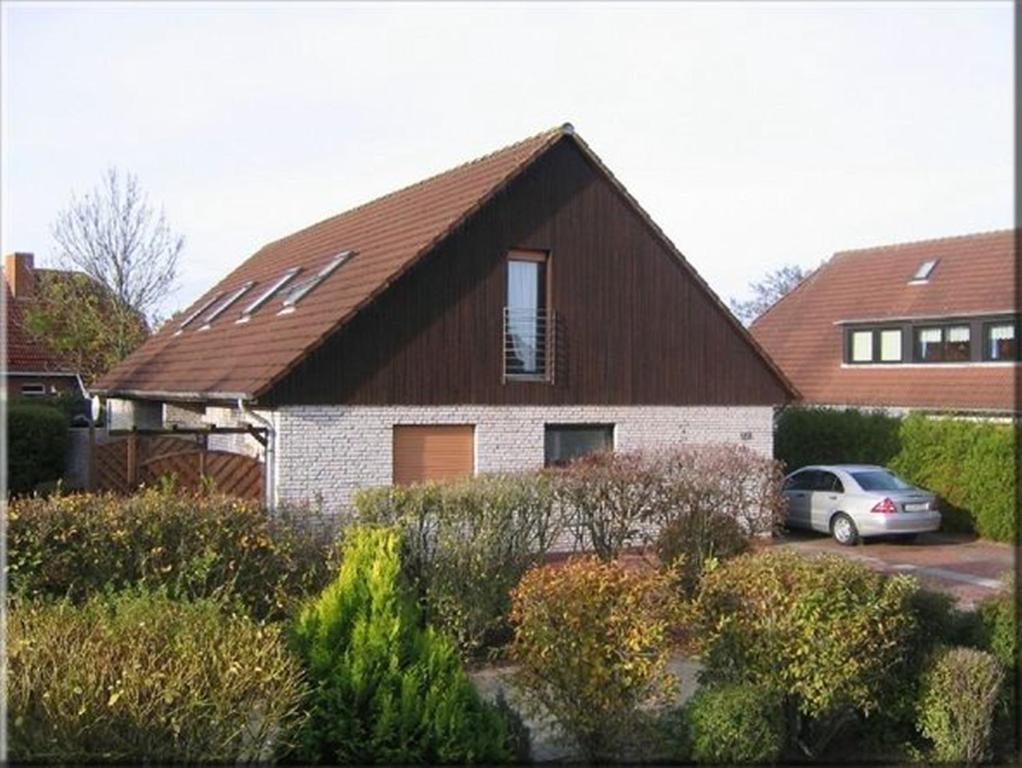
[782, 464, 941, 545]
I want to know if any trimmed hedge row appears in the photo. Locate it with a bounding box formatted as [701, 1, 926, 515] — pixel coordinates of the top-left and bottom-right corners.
[775, 407, 1017, 542]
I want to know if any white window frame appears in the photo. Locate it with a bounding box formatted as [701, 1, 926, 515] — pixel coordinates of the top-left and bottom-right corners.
[199, 282, 254, 330]
[278, 251, 353, 314]
[238, 268, 301, 323]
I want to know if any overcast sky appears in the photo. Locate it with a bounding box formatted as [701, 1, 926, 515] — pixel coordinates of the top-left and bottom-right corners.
[2, 1, 1013, 317]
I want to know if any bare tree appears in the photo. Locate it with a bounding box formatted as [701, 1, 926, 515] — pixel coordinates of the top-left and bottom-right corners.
[729, 263, 811, 325]
[51, 167, 183, 325]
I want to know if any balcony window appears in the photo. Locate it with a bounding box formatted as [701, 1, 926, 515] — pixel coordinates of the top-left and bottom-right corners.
[504, 250, 550, 380]
[985, 322, 1017, 361]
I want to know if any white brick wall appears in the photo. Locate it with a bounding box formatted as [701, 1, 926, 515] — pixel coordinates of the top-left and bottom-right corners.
[274, 405, 775, 513]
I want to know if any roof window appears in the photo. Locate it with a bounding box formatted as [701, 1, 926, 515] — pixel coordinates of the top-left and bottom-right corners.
[909, 259, 938, 283]
[278, 251, 353, 314]
[237, 267, 301, 323]
[176, 292, 222, 335]
[199, 281, 254, 330]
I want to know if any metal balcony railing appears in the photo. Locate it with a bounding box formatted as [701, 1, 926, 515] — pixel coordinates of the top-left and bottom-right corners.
[503, 307, 554, 382]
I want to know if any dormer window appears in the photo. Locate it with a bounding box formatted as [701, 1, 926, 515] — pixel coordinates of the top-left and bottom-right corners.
[909, 259, 938, 283]
[237, 267, 301, 323]
[278, 251, 353, 314]
[199, 281, 254, 330]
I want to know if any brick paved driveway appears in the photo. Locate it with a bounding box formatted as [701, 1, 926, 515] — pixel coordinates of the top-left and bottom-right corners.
[768, 530, 1016, 607]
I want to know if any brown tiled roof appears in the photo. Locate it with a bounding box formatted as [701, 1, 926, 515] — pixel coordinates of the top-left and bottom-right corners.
[751, 229, 1018, 413]
[95, 126, 568, 399]
[96, 124, 796, 402]
[4, 278, 79, 375]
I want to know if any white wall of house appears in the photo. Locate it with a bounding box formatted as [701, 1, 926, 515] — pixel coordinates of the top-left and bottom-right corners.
[272, 405, 775, 514]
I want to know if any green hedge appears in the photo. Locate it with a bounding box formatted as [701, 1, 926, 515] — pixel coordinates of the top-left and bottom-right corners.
[775, 407, 1017, 542]
[8, 402, 69, 494]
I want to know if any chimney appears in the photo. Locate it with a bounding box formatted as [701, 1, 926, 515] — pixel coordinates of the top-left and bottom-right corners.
[4, 252, 35, 298]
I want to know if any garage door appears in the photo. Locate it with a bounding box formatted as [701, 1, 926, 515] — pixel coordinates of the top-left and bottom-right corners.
[392, 425, 475, 486]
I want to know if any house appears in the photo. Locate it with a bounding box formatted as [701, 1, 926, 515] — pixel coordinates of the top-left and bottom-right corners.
[750, 229, 1018, 417]
[93, 124, 796, 511]
[3, 252, 85, 400]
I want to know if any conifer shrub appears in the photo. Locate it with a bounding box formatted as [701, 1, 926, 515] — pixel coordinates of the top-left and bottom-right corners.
[8, 401, 69, 494]
[355, 473, 561, 659]
[7, 590, 305, 763]
[685, 683, 786, 764]
[291, 525, 510, 764]
[7, 488, 336, 621]
[916, 646, 1004, 763]
[509, 557, 680, 761]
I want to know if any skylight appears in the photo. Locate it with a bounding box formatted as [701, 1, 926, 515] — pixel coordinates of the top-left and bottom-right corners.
[199, 281, 254, 330]
[910, 259, 938, 283]
[237, 267, 301, 323]
[176, 292, 222, 335]
[278, 251, 353, 314]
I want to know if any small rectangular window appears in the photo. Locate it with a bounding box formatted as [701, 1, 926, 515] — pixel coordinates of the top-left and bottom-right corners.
[916, 327, 944, 362]
[985, 322, 1017, 361]
[945, 325, 971, 361]
[279, 251, 352, 314]
[199, 282, 254, 330]
[176, 292, 222, 334]
[851, 331, 873, 362]
[238, 268, 301, 322]
[879, 329, 902, 362]
[544, 424, 613, 467]
[20, 383, 45, 396]
[910, 259, 938, 282]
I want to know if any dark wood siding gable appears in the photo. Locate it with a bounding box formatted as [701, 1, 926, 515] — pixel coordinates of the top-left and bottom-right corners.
[263, 139, 792, 406]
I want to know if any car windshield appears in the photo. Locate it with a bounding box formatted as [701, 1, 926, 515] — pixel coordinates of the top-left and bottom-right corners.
[851, 470, 914, 492]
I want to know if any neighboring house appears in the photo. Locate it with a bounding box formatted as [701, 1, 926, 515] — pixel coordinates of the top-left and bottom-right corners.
[3, 252, 84, 400]
[751, 229, 1018, 417]
[93, 124, 796, 512]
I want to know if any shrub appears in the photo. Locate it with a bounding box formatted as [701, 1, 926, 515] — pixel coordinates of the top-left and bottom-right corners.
[551, 451, 662, 559]
[686, 683, 786, 764]
[355, 473, 561, 659]
[7, 591, 305, 763]
[6, 488, 337, 621]
[693, 551, 918, 753]
[291, 525, 509, 764]
[509, 557, 679, 761]
[654, 444, 784, 595]
[774, 406, 901, 473]
[970, 587, 1018, 757]
[775, 406, 1017, 542]
[916, 646, 1004, 763]
[654, 443, 785, 536]
[8, 402, 69, 494]
[656, 511, 749, 597]
[891, 413, 1017, 540]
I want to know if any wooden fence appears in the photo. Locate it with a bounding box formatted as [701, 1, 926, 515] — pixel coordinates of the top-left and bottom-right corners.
[94, 433, 264, 502]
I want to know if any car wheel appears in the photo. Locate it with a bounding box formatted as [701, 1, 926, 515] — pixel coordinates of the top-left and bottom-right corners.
[831, 513, 859, 546]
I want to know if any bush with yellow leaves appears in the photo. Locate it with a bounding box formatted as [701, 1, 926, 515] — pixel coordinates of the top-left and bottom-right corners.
[6, 487, 337, 620]
[6, 590, 306, 763]
[509, 557, 680, 761]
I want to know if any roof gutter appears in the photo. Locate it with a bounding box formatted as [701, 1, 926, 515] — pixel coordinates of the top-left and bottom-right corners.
[89, 387, 253, 403]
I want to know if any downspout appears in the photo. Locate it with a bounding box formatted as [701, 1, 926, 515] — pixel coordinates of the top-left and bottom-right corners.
[237, 398, 276, 511]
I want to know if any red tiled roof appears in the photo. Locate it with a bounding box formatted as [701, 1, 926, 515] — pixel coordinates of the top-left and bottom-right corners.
[4, 280, 78, 374]
[751, 229, 1018, 413]
[96, 124, 795, 402]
